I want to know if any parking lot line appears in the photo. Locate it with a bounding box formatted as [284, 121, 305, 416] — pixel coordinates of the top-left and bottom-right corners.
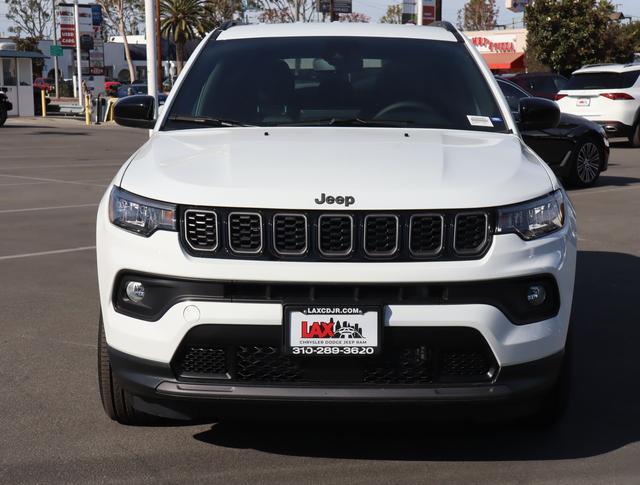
[570, 184, 640, 196]
[0, 203, 98, 214]
[0, 173, 108, 188]
[0, 246, 96, 261]
[0, 181, 50, 187]
[0, 162, 122, 169]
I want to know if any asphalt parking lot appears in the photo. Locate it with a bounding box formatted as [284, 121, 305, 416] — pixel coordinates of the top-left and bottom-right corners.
[1, 117, 639, 484]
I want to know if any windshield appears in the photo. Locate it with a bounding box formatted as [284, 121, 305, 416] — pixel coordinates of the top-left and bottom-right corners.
[566, 71, 640, 90]
[163, 36, 507, 132]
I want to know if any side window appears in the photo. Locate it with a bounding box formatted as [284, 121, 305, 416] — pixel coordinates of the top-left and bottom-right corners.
[554, 77, 567, 91]
[498, 81, 526, 113]
[536, 77, 558, 93]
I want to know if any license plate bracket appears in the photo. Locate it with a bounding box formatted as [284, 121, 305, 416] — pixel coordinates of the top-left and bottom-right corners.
[284, 305, 382, 356]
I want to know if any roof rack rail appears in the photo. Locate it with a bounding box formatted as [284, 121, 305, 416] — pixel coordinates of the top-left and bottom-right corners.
[580, 63, 619, 69]
[219, 20, 244, 31]
[429, 21, 465, 43]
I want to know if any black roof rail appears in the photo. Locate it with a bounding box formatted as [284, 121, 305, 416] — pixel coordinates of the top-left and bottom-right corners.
[219, 20, 244, 31]
[429, 21, 465, 42]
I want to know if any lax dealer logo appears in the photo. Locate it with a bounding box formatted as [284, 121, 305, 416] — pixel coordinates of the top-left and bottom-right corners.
[301, 318, 365, 339]
[287, 306, 380, 355]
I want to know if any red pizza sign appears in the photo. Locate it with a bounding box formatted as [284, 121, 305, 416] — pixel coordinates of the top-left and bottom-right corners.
[471, 36, 516, 53]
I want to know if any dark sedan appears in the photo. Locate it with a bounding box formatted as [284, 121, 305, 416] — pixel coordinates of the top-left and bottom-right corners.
[497, 77, 609, 188]
[117, 84, 167, 105]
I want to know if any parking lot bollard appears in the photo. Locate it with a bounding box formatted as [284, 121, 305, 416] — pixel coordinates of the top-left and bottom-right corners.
[85, 94, 91, 126]
[41, 89, 46, 118]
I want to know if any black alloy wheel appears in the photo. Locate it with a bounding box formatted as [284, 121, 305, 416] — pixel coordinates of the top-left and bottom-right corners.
[569, 139, 602, 188]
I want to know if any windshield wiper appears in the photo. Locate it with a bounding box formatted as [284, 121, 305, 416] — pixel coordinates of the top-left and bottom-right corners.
[280, 117, 415, 127]
[168, 115, 253, 127]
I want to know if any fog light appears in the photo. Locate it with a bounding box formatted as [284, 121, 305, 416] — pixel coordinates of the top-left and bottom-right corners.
[126, 281, 145, 303]
[526, 285, 546, 306]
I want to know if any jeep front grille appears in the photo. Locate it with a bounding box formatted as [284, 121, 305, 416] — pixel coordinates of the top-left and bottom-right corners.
[409, 214, 443, 256]
[454, 212, 489, 254]
[318, 214, 353, 256]
[184, 209, 218, 251]
[273, 214, 307, 255]
[228, 212, 262, 254]
[179, 207, 493, 261]
[364, 215, 399, 256]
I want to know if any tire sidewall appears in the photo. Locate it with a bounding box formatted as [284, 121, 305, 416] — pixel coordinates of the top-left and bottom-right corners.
[0, 106, 7, 127]
[630, 122, 640, 148]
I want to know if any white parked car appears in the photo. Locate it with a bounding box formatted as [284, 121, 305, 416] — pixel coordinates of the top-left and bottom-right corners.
[555, 62, 640, 146]
[97, 22, 577, 425]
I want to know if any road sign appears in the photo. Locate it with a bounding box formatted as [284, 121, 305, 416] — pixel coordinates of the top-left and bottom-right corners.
[50, 45, 63, 57]
[318, 0, 352, 14]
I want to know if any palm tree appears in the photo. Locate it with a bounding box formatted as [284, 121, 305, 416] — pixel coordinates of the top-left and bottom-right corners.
[160, 0, 204, 74]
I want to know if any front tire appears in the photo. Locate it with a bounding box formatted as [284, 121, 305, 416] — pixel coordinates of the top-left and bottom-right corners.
[529, 343, 571, 426]
[98, 315, 155, 425]
[568, 138, 602, 188]
[629, 122, 640, 148]
[0, 106, 7, 127]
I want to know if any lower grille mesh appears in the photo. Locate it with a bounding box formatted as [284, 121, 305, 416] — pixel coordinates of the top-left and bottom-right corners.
[174, 344, 494, 385]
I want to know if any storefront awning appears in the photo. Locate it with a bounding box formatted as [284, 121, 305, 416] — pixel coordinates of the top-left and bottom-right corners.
[482, 52, 525, 70]
[0, 50, 48, 59]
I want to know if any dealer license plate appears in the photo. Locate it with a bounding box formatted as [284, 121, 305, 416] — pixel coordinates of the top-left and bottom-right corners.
[576, 98, 591, 107]
[284, 305, 381, 356]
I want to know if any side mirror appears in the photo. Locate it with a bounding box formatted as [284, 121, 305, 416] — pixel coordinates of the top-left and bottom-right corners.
[114, 95, 156, 129]
[518, 97, 560, 131]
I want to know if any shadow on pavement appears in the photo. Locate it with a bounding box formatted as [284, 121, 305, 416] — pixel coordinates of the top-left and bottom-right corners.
[594, 175, 640, 187]
[193, 250, 640, 461]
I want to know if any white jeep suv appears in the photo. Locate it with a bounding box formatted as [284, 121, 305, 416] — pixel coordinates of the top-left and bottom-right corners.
[555, 62, 640, 146]
[97, 22, 576, 425]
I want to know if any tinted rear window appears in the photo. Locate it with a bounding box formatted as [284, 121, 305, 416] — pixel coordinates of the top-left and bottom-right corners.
[566, 71, 640, 90]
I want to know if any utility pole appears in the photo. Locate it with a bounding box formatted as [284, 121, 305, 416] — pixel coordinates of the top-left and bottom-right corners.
[156, 0, 162, 89]
[144, 0, 159, 120]
[329, 0, 338, 21]
[416, 0, 423, 25]
[73, 0, 82, 103]
[52, 1, 60, 99]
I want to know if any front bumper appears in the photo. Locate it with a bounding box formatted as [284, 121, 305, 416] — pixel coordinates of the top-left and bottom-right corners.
[109, 343, 564, 421]
[596, 121, 633, 138]
[97, 186, 577, 412]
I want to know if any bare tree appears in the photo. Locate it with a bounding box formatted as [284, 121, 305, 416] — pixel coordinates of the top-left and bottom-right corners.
[256, 0, 317, 23]
[379, 4, 402, 24]
[200, 0, 245, 30]
[96, 0, 142, 82]
[6, 0, 52, 39]
[457, 0, 499, 31]
[339, 12, 370, 23]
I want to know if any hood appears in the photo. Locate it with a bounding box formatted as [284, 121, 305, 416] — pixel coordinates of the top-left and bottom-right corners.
[120, 127, 553, 210]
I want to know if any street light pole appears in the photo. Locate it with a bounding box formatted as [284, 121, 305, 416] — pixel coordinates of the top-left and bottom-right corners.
[73, 0, 82, 103]
[52, 1, 60, 99]
[144, 0, 159, 121]
[156, 0, 162, 89]
[416, 0, 423, 25]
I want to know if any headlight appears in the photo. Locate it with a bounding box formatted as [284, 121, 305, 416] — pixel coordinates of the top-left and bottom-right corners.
[109, 186, 176, 236]
[496, 190, 565, 240]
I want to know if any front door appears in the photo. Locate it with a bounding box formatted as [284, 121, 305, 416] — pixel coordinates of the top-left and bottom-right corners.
[1, 58, 19, 116]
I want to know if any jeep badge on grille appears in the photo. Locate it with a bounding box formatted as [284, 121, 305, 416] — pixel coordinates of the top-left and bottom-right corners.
[315, 193, 355, 207]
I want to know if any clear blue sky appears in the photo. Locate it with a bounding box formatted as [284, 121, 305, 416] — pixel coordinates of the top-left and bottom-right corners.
[355, 0, 640, 25]
[1, 0, 639, 37]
